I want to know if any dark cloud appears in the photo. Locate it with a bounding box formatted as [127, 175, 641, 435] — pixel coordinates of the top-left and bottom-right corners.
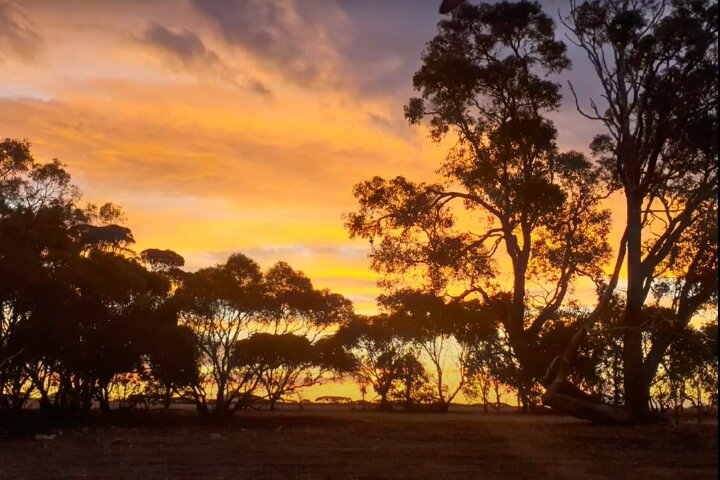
[188, 0, 439, 94]
[0, 2, 43, 62]
[140, 21, 270, 95]
[188, 1, 602, 130]
[143, 22, 209, 64]
[332, 0, 439, 96]
[190, 0, 344, 86]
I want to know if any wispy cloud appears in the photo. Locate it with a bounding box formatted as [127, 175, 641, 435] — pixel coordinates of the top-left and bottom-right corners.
[0, 2, 43, 62]
[190, 0, 347, 87]
[189, 0, 440, 98]
[140, 21, 270, 94]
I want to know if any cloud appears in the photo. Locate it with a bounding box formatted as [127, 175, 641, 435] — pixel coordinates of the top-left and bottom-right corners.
[240, 244, 369, 262]
[0, 78, 428, 213]
[140, 21, 270, 94]
[189, 0, 437, 96]
[0, 2, 43, 62]
[190, 0, 346, 86]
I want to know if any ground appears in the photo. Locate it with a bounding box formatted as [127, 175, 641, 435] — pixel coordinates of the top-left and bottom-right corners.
[0, 406, 716, 480]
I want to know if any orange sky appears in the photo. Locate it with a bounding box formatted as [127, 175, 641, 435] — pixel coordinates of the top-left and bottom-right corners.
[0, 0, 621, 317]
[0, 0, 640, 403]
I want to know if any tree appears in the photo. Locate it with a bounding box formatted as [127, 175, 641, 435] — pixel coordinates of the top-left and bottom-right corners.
[440, 0, 465, 14]
[650, 319, 718, 423]
[380, 290, 476, 411]
[237, 332, 352, 410]
[1, 139, 97, 411]
[174, 253, 266, 415]
[455, 297, 532, 411]
[339, 315, 415, 410]
[175, 254, 354, 414]
[32, 247, 172, 412]
[545, 0, 718, 421]
[144, 324, 198, 408]
[140, 248, 185, 273]
[0, 139, 180, 413]
[345, 1, 611, 410]
[261, 261, 354, 340]
[390, 352, 432, 410]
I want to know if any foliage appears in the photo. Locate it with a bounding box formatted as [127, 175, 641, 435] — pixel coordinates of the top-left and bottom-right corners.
[564, 0, 718, 417]
[345, 0, 612, 410]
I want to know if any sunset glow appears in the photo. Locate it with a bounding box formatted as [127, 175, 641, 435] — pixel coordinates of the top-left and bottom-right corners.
[0, 0, 620, 317]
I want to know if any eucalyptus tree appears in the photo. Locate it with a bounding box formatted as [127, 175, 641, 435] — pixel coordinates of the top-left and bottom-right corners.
[236, 332, 354, 410]
[0, 138, 98, 410]
[174, 253, 266, 414]
[390, 352, 431, 410]
[346, 1, 612, 408]
[140, 248, 185, 274]
[544, 0, 718, 422]
[339, 315, 416, 410]
[261, 261, 354, 340]
[0, 138, 178, 412]
[176, 254, 355, 414]
[380, 290, 478, 411]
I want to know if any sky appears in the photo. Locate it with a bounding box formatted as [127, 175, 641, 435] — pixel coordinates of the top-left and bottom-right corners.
[0, 0, 616, 315]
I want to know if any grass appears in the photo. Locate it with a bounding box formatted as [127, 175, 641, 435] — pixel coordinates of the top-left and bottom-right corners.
[0, 406, 716, 479]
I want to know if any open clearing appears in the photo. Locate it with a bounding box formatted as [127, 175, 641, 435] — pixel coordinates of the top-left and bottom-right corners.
[0, 407, 716, 480]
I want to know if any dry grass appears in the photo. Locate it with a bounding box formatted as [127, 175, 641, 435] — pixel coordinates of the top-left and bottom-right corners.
[0, 406, 716, 479]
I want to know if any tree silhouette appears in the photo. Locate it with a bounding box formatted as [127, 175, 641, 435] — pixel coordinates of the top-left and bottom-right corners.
[339, 315, 415, 410]
[175, 254, 354, 414]
[346, 1, 612, 410]
[390, 352, 431, 410]
[262, 261, 354, 341]
[236, 332, 351, 410]
[380, 290, 476, 411]
[544, 0, 718, 422]
[440, 0, 465, 14]
[140, 248, 185, 273]
[460, 302, 524, 412]
[0, 139, 181, 412]
[174, 253, 266, 414]
[144, 324, 198, 409]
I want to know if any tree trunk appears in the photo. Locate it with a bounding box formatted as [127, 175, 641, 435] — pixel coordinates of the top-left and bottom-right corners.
[544, 392, 632, 424]
[163, 385, 172, 409]
[215, 380, 226, 414]
[623, 195, 651, 419]
[379, 392, 391, 411]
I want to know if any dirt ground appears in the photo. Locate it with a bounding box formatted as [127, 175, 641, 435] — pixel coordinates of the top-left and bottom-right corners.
[0, 407, 716, 480]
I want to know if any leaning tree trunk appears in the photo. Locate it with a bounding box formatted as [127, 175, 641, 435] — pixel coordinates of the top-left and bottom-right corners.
[539, 227, 662, 424]
[541, 356, 631, 424]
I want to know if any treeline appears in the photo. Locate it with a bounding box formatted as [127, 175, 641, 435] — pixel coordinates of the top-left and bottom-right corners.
[2, 0, 719, 423]
[1, 138, 716, 418]
[344, 0, 718, 424]
[0, 139, 339, 413]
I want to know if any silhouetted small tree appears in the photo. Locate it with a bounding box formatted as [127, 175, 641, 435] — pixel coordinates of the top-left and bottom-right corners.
[236, 332, 352, 410]
[380, 290, 477, 411]
[140, 248, 185, 273]
[339, 316, 414, 410]
[174, 253, 266, 414]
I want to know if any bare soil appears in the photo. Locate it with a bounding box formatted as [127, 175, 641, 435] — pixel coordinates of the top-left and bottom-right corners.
[0, 407, 716, 480]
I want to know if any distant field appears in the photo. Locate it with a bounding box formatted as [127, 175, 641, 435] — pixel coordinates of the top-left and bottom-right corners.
[0, 407, 716, 480]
